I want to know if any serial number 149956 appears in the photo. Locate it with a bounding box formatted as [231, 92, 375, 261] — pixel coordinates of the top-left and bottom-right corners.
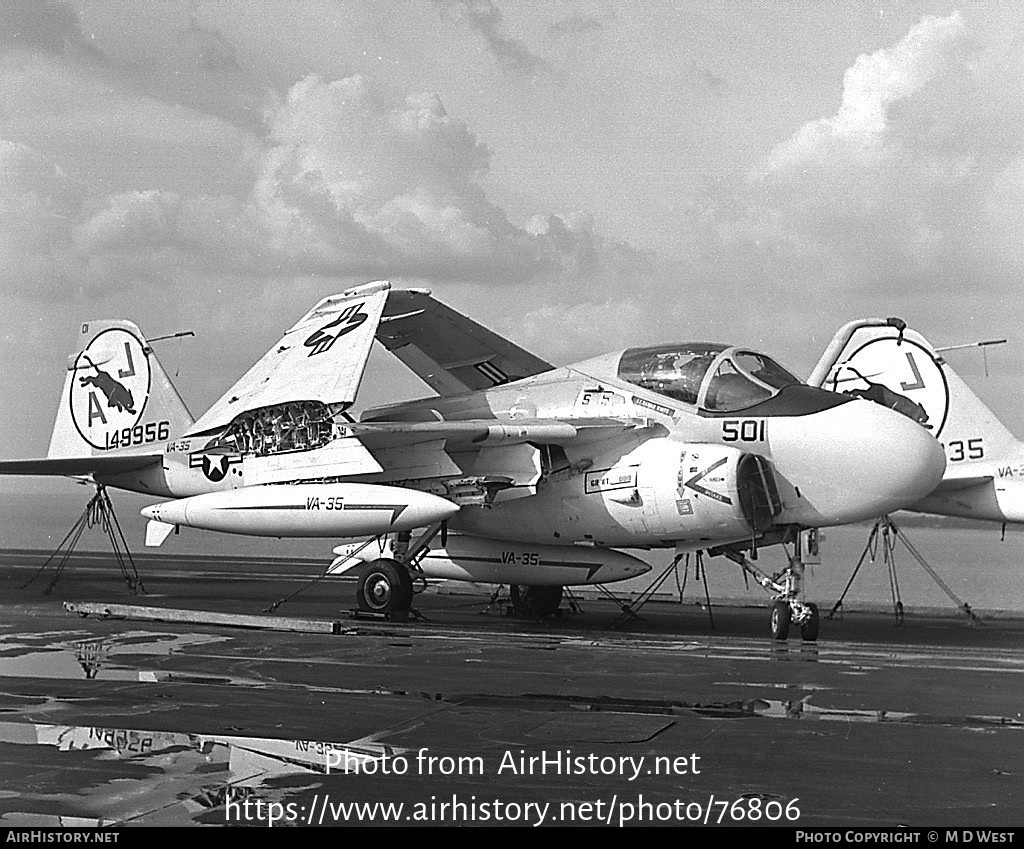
[106, 420, 170, 449]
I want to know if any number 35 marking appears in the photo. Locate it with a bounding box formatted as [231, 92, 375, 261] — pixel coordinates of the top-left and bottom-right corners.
[947, 438, 983, 462]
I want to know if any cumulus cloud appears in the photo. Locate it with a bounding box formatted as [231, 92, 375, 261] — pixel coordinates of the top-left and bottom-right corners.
[0, 141, 261, 298]
[251, 74, 550, 278]
[526, 212, 653, 276]
[729, 11, 1024, 293]
[2, 1, 653, 305]
[761, 12, 966, 174]
[1, 69, 649, 300]
[246, 75, 651, 280]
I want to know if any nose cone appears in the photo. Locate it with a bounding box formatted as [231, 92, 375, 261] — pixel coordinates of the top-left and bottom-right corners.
[773, 399, 946, 526]
[140, 500, 187, 525]
[597, 561, 652, 582]
[405, 491, 462, 526]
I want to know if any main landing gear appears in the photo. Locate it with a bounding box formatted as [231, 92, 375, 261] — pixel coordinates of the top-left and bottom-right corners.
[352, 523, 442, 621]
[356, 559, 414, 617]
[509, 584, 563, 619]
[714, 530, 820, 641]
[349, 526, 569, 621]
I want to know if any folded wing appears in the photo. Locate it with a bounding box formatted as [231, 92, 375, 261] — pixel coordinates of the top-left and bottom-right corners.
[187, 281, 391, 437]
[376, 289, 553, 396]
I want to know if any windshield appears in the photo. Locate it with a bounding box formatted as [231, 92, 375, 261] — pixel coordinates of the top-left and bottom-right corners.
[618, 343, 728, 405]
[618, 344, 801, 412]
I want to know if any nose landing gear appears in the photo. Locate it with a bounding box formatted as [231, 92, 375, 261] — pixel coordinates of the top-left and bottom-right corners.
[714, 530, 820, 642]
[771, 599, 819, 641]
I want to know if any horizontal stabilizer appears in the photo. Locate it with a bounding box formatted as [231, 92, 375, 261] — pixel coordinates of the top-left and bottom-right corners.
[0, 454, 161, 477]
[188, 281, 390, 436]
[930, 475, 993, 493]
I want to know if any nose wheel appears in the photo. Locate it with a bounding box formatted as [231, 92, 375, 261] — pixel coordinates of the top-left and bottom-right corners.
[770, 600, 791, 640]
[767, 551, 820, 641]
[771, 599, 819, 641]
[712, 532, 821, 642]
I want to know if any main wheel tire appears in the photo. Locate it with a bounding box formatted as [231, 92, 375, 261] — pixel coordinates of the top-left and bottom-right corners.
[510, 584, 563, 618]
[770, 600, 792, 641]
[356, 559, 413, 614]
[800, 602, 820, 642]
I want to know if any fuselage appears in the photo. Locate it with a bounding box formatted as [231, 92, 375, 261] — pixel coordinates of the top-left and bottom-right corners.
[360, 350, 945, 546]
[104, 343, 947, 552]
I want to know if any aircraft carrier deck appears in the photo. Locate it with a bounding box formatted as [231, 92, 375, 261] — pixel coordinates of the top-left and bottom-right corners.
[0, 548, 1022, 828]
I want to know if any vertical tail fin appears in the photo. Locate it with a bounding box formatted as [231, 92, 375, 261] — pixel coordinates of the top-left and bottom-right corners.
[48, 320, 195, 458]
[818, 325, 1017, 461]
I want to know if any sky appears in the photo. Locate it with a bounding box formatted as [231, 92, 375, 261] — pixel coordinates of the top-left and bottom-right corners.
[2, 1, 1023, 532]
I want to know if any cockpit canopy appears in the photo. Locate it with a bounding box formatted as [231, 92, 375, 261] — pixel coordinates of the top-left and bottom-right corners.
[618, 343, 802, 412]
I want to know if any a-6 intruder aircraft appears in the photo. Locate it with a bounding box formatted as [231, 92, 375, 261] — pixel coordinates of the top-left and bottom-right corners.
[0, 281, 946, 639]
[812, 321, 1023, 526]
